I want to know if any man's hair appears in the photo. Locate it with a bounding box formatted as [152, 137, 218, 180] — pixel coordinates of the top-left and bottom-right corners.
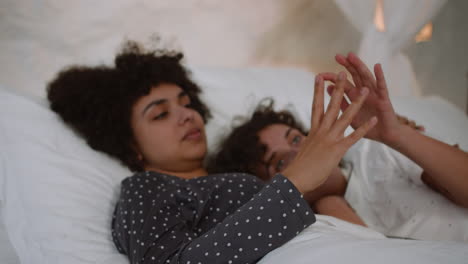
[207, 99, 306, 180]
[47, 41, 211, 172]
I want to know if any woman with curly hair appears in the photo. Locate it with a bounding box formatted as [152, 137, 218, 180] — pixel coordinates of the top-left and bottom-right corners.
[209, 53, 468, 228]
[46, 42, 375, 263]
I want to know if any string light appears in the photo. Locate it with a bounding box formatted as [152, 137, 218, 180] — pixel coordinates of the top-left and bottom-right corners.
[374, 0, 386, 32]
[415, 22, 433, 43]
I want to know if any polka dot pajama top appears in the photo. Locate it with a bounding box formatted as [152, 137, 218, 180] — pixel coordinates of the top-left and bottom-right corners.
[112, 171, 316, 264]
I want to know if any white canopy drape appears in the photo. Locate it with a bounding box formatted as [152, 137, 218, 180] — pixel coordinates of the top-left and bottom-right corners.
[333, 0, 447, 96]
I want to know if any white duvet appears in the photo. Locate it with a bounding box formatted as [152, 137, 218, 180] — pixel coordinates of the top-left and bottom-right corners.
[260, 215, 468, 264]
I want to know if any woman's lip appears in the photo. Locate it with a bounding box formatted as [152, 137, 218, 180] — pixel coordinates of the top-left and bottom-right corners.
[183, 128, 202, 140]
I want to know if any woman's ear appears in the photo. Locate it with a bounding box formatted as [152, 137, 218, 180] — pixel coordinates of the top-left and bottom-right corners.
[130, 141, 144, 162]
[131, 146, 146, 172]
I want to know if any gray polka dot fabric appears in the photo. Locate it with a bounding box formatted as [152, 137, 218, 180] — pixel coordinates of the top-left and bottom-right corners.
[112, 172, 315, 263]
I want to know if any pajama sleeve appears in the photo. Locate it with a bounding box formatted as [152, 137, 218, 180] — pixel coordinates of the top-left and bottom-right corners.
[113, 173, 315, 264]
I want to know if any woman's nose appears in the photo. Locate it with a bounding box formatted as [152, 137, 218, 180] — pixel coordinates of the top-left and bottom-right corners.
[178, 106, 194, 125]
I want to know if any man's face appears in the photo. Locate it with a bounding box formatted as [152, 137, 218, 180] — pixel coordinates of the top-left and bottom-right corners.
[256, 123, 305, 179]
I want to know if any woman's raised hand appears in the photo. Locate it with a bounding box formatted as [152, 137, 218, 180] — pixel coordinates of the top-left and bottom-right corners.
[321, 53, 402, 144]
[283, 72, 377, 194]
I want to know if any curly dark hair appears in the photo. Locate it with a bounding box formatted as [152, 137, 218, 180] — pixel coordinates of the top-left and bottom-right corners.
[47, 41, 211, 172]
[207, 99, 306, 180]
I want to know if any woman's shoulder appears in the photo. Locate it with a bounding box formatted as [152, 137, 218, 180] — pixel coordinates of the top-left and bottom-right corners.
[118, 171, 174, 194]
[201, 172, 264, 189]
[208, 172, 262, 184]
[122, 171, 262, 184]
[119, 171, 264, 194]
[121, 170, 171, 184]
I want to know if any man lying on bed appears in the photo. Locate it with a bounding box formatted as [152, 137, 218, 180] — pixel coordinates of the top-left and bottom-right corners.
[209, 52, 468, 228]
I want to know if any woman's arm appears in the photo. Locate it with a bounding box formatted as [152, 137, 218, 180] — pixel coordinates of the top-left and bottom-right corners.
[322, 53, 468, 208]
[385, 124, 468, 207]
[302, 167, 348, 206]
[113, 174, 316, 264]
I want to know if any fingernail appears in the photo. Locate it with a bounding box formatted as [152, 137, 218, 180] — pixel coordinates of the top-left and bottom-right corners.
[315, 76, 321, 84]
[370, 116, 378, 124]
[338, 72, 345, 80]
[361, 88, 369, 95]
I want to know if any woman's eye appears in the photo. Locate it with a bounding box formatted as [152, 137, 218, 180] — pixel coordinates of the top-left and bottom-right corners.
[275, 159, 285, 172]
[153, 112, 168, 120]
[292, 135, 301, 145]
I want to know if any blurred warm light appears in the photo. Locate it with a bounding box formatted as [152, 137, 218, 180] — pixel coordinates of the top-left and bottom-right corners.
[374, 0, 386, 32]
[415, 22, 433, 43]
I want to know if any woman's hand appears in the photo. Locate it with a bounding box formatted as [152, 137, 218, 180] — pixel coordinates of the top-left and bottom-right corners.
[321, 53, 402, 145]
[283, 71, 377, 194]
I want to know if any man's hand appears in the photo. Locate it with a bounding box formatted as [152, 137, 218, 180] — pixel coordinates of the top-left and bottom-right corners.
[321, 53, 402, 145]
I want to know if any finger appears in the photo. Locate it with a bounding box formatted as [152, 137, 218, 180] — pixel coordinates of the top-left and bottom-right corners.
[311, 75, 324, 132]
[322, 72, 361, 100]
[374, 63, 390, 100]
[347, 52, 376, 90]
[321, 72, 346, 130]
[335, 54, 363, 88]
[327, 85, 350, 112]
[321, 72, 338, 83]
[343, 116, 378, 148]
[333, 87, 369, 135]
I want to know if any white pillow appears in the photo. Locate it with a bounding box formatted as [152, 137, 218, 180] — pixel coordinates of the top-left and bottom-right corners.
[0, 66, 320, 264]
[0, 87, 130, 264]
[191, 66, 322, 151]
[0, 205, 19, 264]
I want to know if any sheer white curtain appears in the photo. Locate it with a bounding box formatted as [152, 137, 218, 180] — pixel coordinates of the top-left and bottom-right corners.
[0, 0, 284, 97]
[333, 0, 447, 96]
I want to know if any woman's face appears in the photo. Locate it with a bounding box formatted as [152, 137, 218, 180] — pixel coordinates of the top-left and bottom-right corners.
[130, 83, 207, 173]
[256, 124, 305, 179]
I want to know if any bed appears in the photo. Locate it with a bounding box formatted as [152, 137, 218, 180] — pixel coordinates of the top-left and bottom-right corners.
[1, 65, 468, 264]
[2, 0, 468, 262]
